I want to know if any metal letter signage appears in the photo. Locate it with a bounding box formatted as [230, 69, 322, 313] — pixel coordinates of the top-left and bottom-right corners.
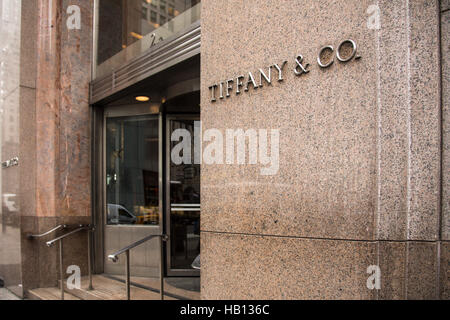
[208, 39, 361, 103]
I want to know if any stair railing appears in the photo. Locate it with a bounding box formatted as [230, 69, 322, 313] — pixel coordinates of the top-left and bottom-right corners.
[108, 234, 168, 300]
[27, 224, 68, 239]
[29, 224, 95, 300]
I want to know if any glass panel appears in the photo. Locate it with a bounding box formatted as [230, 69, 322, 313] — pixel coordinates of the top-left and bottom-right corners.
[106, 115, 160, 226]
[96, 0, 201, 79]
[169, 119, 200, 270]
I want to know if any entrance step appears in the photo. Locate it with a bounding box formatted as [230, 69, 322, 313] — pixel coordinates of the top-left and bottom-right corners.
[27, 287, 81, 300]
[27, 275, 199, 300]
[63, 275, 177, 300]
[104, 274, 200, 300]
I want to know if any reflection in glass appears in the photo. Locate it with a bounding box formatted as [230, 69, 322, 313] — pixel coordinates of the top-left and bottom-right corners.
[106, 116, 160, 226]
[0, 0, 23, 296]
[96, 0, 201, 79]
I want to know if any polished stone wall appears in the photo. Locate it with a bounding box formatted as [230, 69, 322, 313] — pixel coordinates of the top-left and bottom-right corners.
[4, 0, 94, 295]
[442, 0, 450, 242]
[441, 0, 450, 300]
[0, 0, 446, 300]
[200, 0, 448, 299]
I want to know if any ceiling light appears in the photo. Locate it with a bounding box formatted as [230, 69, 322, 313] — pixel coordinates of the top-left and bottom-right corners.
[130, 32, 143, 40]
[136, 96, 150, 102]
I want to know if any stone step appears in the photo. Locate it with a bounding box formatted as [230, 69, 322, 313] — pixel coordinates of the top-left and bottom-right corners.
[104, 274, 200, 300]
[27, 287, 81, 300]
[27, 275, 198, 300]
[61, 275, 177, 300]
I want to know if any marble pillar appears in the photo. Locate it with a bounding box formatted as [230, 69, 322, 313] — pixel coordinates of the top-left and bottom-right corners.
[18, 0, 93, 293]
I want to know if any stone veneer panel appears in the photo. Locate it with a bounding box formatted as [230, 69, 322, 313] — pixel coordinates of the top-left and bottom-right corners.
[201, 0, 443, 299]
[34, 0, 92, 218]
[201, 232, 378, 300]
[378, 0, 441, 241]
[440, 242, 450, 299]
[35, 0, 61, 218]
[404, 0, 441, 241]
[201, 0, 379, 241]
[201, 233, 443, 299]
[442, 8, 450, 240]
[19, 86, 36, 219]
[405, 242, 439, 299]
[18, 0, 93, 292]
[376, 242, 407, 300]
[19, 0, 37, 89]
[58, 0, 92, 217]
[201, 0, 441, 242]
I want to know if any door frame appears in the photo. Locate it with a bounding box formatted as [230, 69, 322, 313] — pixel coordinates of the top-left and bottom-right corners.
[103, 105, 164, 227]
[165, 114, 201, 277]
[101, 105, 164, 275]
[93, 107, 200, 277]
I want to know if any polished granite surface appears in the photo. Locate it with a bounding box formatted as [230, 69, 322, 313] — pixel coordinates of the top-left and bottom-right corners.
[200, 0, 447, 299]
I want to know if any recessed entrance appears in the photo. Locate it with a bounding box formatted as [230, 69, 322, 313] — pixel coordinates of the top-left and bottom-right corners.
[166, 116, 200, 276]
[97, 66, 200, 282]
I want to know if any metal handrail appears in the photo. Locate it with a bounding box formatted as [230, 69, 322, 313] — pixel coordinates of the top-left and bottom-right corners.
[108, 234, 168, 300]
[46, 225, 92, 247]
[26, 224, 68, 239]
[45, 224, 95, 300]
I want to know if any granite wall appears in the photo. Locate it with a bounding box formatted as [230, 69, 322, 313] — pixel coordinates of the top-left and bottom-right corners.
[200, 0, 448, 299]
[441, 0, 450, 300]
[1, 0, 447, 300]
[17, 0, 93, 294]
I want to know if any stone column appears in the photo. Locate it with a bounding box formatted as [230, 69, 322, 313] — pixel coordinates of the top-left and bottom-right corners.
[20, 0, 93, 292]
[200, 0, 447, 299]
[440, 0, 450, 300]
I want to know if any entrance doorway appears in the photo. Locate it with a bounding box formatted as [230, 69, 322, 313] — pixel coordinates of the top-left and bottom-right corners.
[101, 90, 200, 278]
[166, 116, 200, 276]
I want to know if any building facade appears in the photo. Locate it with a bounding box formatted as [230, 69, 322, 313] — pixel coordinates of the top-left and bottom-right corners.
[0, 0, 449, 300]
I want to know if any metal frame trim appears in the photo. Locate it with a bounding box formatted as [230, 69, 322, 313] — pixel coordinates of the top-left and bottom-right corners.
[165, 114, 201, 277]
[102, 107, 164, 272]
[91, 21, 201, 104]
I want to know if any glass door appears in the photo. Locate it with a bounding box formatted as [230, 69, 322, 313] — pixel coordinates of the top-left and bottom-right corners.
[103, 106, 163, 277]
[105, 114, 160, 226]
[166, 115, 200, 276]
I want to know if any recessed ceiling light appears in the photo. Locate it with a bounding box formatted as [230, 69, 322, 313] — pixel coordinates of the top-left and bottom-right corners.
[136, 96, 150, 102]
[130, 32, 143, 40]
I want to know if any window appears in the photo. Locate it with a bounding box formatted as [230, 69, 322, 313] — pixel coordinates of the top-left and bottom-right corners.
[106, 116, 160, 226]
[168, 5, 174, 17]
[96, 0, 202, 79]
[150, 11, 157, 23]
